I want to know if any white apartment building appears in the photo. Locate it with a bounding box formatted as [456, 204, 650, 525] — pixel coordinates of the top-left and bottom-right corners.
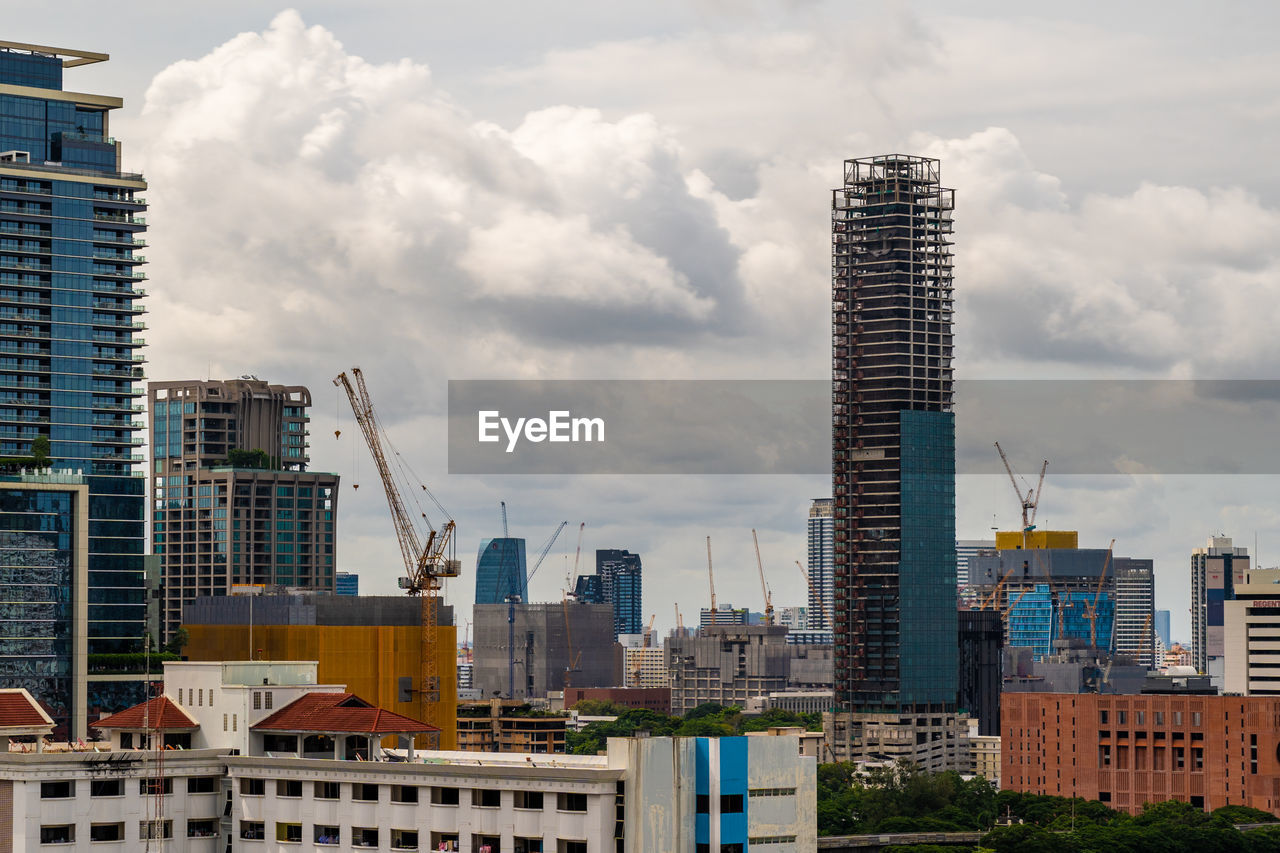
[1225, 568, 1280, 696]
[0, 663, 817, 852]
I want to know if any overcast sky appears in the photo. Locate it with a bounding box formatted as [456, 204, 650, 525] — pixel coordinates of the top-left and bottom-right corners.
[15, 1, 1280, 642]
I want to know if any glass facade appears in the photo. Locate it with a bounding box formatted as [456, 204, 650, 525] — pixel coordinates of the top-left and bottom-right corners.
[597, 549, 642, 639]
[474, 537, 526, 605]
[807, 499, 834, 631]
[0, 482, 75, 735]
[0, 47, 149, 718]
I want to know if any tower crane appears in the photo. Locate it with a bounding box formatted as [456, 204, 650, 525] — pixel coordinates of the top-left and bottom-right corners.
[644, 613, 656, 648]
[566, 522, 586, 596]
[1083, 539, 1116, 651]
[994, 442, 1048, 537]
[751, 528, 774, 626]
[706, 536, 718, 627]
[334, 368, 458, 747]
[505, 518, 568, 699]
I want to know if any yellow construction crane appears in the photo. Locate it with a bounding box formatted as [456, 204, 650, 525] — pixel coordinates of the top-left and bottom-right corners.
[979, 564, 1018, 611]
[706, 536, 718, 627]
[994, 442, 1048, 536]
[644, 613, 656, 648]
[334, 368, 459, 746]
[751, 528, 774, 626]
[795, 560, 831, 630]
[1083, 539, 1116, 651]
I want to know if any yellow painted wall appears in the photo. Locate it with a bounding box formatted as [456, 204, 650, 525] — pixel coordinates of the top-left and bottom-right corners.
[995, 530, 1078, 551]
[185, 623, 457, 750]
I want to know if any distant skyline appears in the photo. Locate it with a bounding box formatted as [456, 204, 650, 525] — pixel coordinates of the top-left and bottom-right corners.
[16, 2, 1280, 643]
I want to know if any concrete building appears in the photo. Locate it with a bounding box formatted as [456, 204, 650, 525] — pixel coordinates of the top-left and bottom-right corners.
[745, 691, 835, 715]
[474, 537, 526, 606]
[831, 155, 958, 714]
[0, 41, 151, 723]
[456, 700, 567, 754]
[1224, 568, 1280, 696]
[562, 687, 671, 715]
[776, 605, 809, 632]
[807, 499, 833, 631]
[788, 644, 834, 691]
[473, 602, 619, 701]
[1002, 645, 1148, 695]
[666, 626, 790, 716]
[958, 608, 1002, 737]
[823, 710, 969, 773]
[150, 377, 339, 640]
[967, 718, 1000, 785]
[619, 639, 669, 689]
[1192, 535, 1250, 684]
[1003, 688, 1280, 815]
[699, 605, 749, 629]
[0, 662, 817, 852]
[1114, 559, 1156, 667]
[182, 593, 457, 749]
[956, 538, 995, 590]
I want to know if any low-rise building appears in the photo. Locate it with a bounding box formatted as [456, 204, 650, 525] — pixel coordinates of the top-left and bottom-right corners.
[966, 718, 1000, 785]
[823, 711, 970, 773]
[562, 687, 671, 715]
[667, 626, 790, 716]
[0, 662, 817, 852]
[456, 700, 567, 754]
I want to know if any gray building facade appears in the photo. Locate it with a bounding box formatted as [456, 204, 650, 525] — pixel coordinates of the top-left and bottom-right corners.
[472, 602, 619, 701]
[665, 625, 791, 716]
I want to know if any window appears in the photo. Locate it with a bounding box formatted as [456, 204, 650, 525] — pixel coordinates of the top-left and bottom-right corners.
[515, 839, 544, 853]
[188, 776, 218, 793]
[40, 780, 74, 799]
[233, 714, 237, 731]
[276, 823, 303, 843]
[475, 788, 501, 808]
[223, 713, 228, 731]
[241, 777, 265, 796]
[253, 692, 261, 710]
[265, 692, 273, 710]
[748, 788, 796, 798]
[89, 823, 123, 842]
[720, 845, 745, 853]
[315, 825, 341, 845]
[514, 790, 543, 810]
[353, 827, 379, 848]
[263, 733, 297, 753]
[353, 782, 380, 802]
[392, 784, 419, 803]
[391, 828, 419, 850]
[40, 825, 74, 844]
[1099, 710, 1109, 724]
[315, 781, 341, 800]
[720, 794, 744, 813]
[240, 821, 265, 840]
[432, 786, 459, 805]
[557, 792, 587, 812]
[747, 837, 796, 847]
[277, 779, 303, 798]
[140, 821, 173, 840]
[90, 779, 122, 797]
[140, 777, 173, 795]
[188, 819, 217, 838]
[558, 842, 588, 853]
[1117, 710, 1127, 725]
[120, 732, 133, 748]
[1193, 712, 1202, 726]
[696, 793, 710, 813]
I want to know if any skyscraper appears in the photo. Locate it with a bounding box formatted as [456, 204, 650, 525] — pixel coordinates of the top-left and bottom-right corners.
[1113, 558, 1155, 667]
[597, 549, 642, 639]
[831, 155, 957, 712]
[149, 378, 338, 640]
[474, 537, 526, 605]
[1192, 535, 1249, 683]
[807, 498, 834, 631]
[0, 43, 149, 718]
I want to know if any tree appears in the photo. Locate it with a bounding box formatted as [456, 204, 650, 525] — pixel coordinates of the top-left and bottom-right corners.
[571, 699, 628, 716]
[164, 627, 189, 656]
[30, 436, 50, 468]
[228, 448, 274, 469]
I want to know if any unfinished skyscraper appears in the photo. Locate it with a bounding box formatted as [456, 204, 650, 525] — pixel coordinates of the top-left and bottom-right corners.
[831, 155, 957, 713]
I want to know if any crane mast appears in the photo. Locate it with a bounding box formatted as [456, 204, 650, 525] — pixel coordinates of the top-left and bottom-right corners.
[751, 528, 774, 626]
[334, 367, 459, 745]
[706, 536, 718, 626]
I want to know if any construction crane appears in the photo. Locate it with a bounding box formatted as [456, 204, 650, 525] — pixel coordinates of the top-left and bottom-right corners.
[1083, 539, 1116, 651]
[565, 522, 586, 596]
[644, 613, 656, 648]
[562, 592, 583, 689]
[751, 528, 774, 626]
[706, 536, 718, 627]
[675, 603, 683, 635]
[979, 564, 1018, 611]
[334, 368, 458, 746]
[504, 519, 568, 699]
[994, 442, 1048, 536]
[795, 560, 831, 630]
[1000, 587, 1031, 618]
[500, 500, 509, 538]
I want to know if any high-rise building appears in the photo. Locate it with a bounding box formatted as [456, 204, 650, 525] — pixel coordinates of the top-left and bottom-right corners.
[1113, 558, 1155, 667]
[807, 498, 834, 630]
[956, 538, 995, 588]
[334, 571, 358, 596]
[831, 154, 957, 712]
[597, 549, 643, 639]
[957, 608, 1002, 737]
[1224, 568, 1280, 696]
[474, 537, 526, 605]
[0, 43, 150, 721]
[1155, 609, 1171, 648]
[149, 378, 338, 640]
[1191, 535, 1249, 682]
[698, 605, 749, 629]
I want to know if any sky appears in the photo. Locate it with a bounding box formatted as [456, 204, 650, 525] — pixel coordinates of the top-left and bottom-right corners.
[12, 1, 1280, 642]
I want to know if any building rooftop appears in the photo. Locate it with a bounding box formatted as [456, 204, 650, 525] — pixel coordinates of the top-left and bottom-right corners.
[0, 41, 106, 68]
[91, 696, 197, 731]
[0, 689, 54, 730]
[252, 693, 438, 736]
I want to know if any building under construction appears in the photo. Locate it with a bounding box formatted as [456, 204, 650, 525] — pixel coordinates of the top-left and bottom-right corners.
[665, 625, 791, 716]
[472, 602, 619, 701]
[182, 593, 457, 749]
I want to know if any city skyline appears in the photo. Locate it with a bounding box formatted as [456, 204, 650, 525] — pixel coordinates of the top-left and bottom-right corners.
[6, 6, 1280, 643]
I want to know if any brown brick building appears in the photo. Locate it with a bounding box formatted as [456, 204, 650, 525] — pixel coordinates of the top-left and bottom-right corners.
[563, 687, 671, 715]
[1003, 692, 1280, 815]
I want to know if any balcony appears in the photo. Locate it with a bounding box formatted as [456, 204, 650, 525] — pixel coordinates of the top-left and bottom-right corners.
[91, 268, 147, 280]
[91, 212, 145, 226]
[91, 300, 145, 313]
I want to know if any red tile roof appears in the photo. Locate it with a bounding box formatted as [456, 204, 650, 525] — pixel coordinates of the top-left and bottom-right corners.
[0, 689, 54, 729]
[252, 693, 438, 735]
[91, 696, 197, 731]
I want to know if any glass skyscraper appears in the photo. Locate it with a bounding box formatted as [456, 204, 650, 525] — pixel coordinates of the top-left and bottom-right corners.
[597, 549, 642, 640]
[806, 498, 833, 631]
[0, 43, 148, 720]
[474, 537, 526, 605]
[831, 155, 957, 712]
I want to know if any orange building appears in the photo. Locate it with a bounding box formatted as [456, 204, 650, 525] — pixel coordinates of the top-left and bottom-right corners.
[183, 594, 457, 749]
[1003, 690, 1280, 815]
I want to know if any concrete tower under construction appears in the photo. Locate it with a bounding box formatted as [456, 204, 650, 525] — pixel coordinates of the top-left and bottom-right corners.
[831, 155, 957, 713]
